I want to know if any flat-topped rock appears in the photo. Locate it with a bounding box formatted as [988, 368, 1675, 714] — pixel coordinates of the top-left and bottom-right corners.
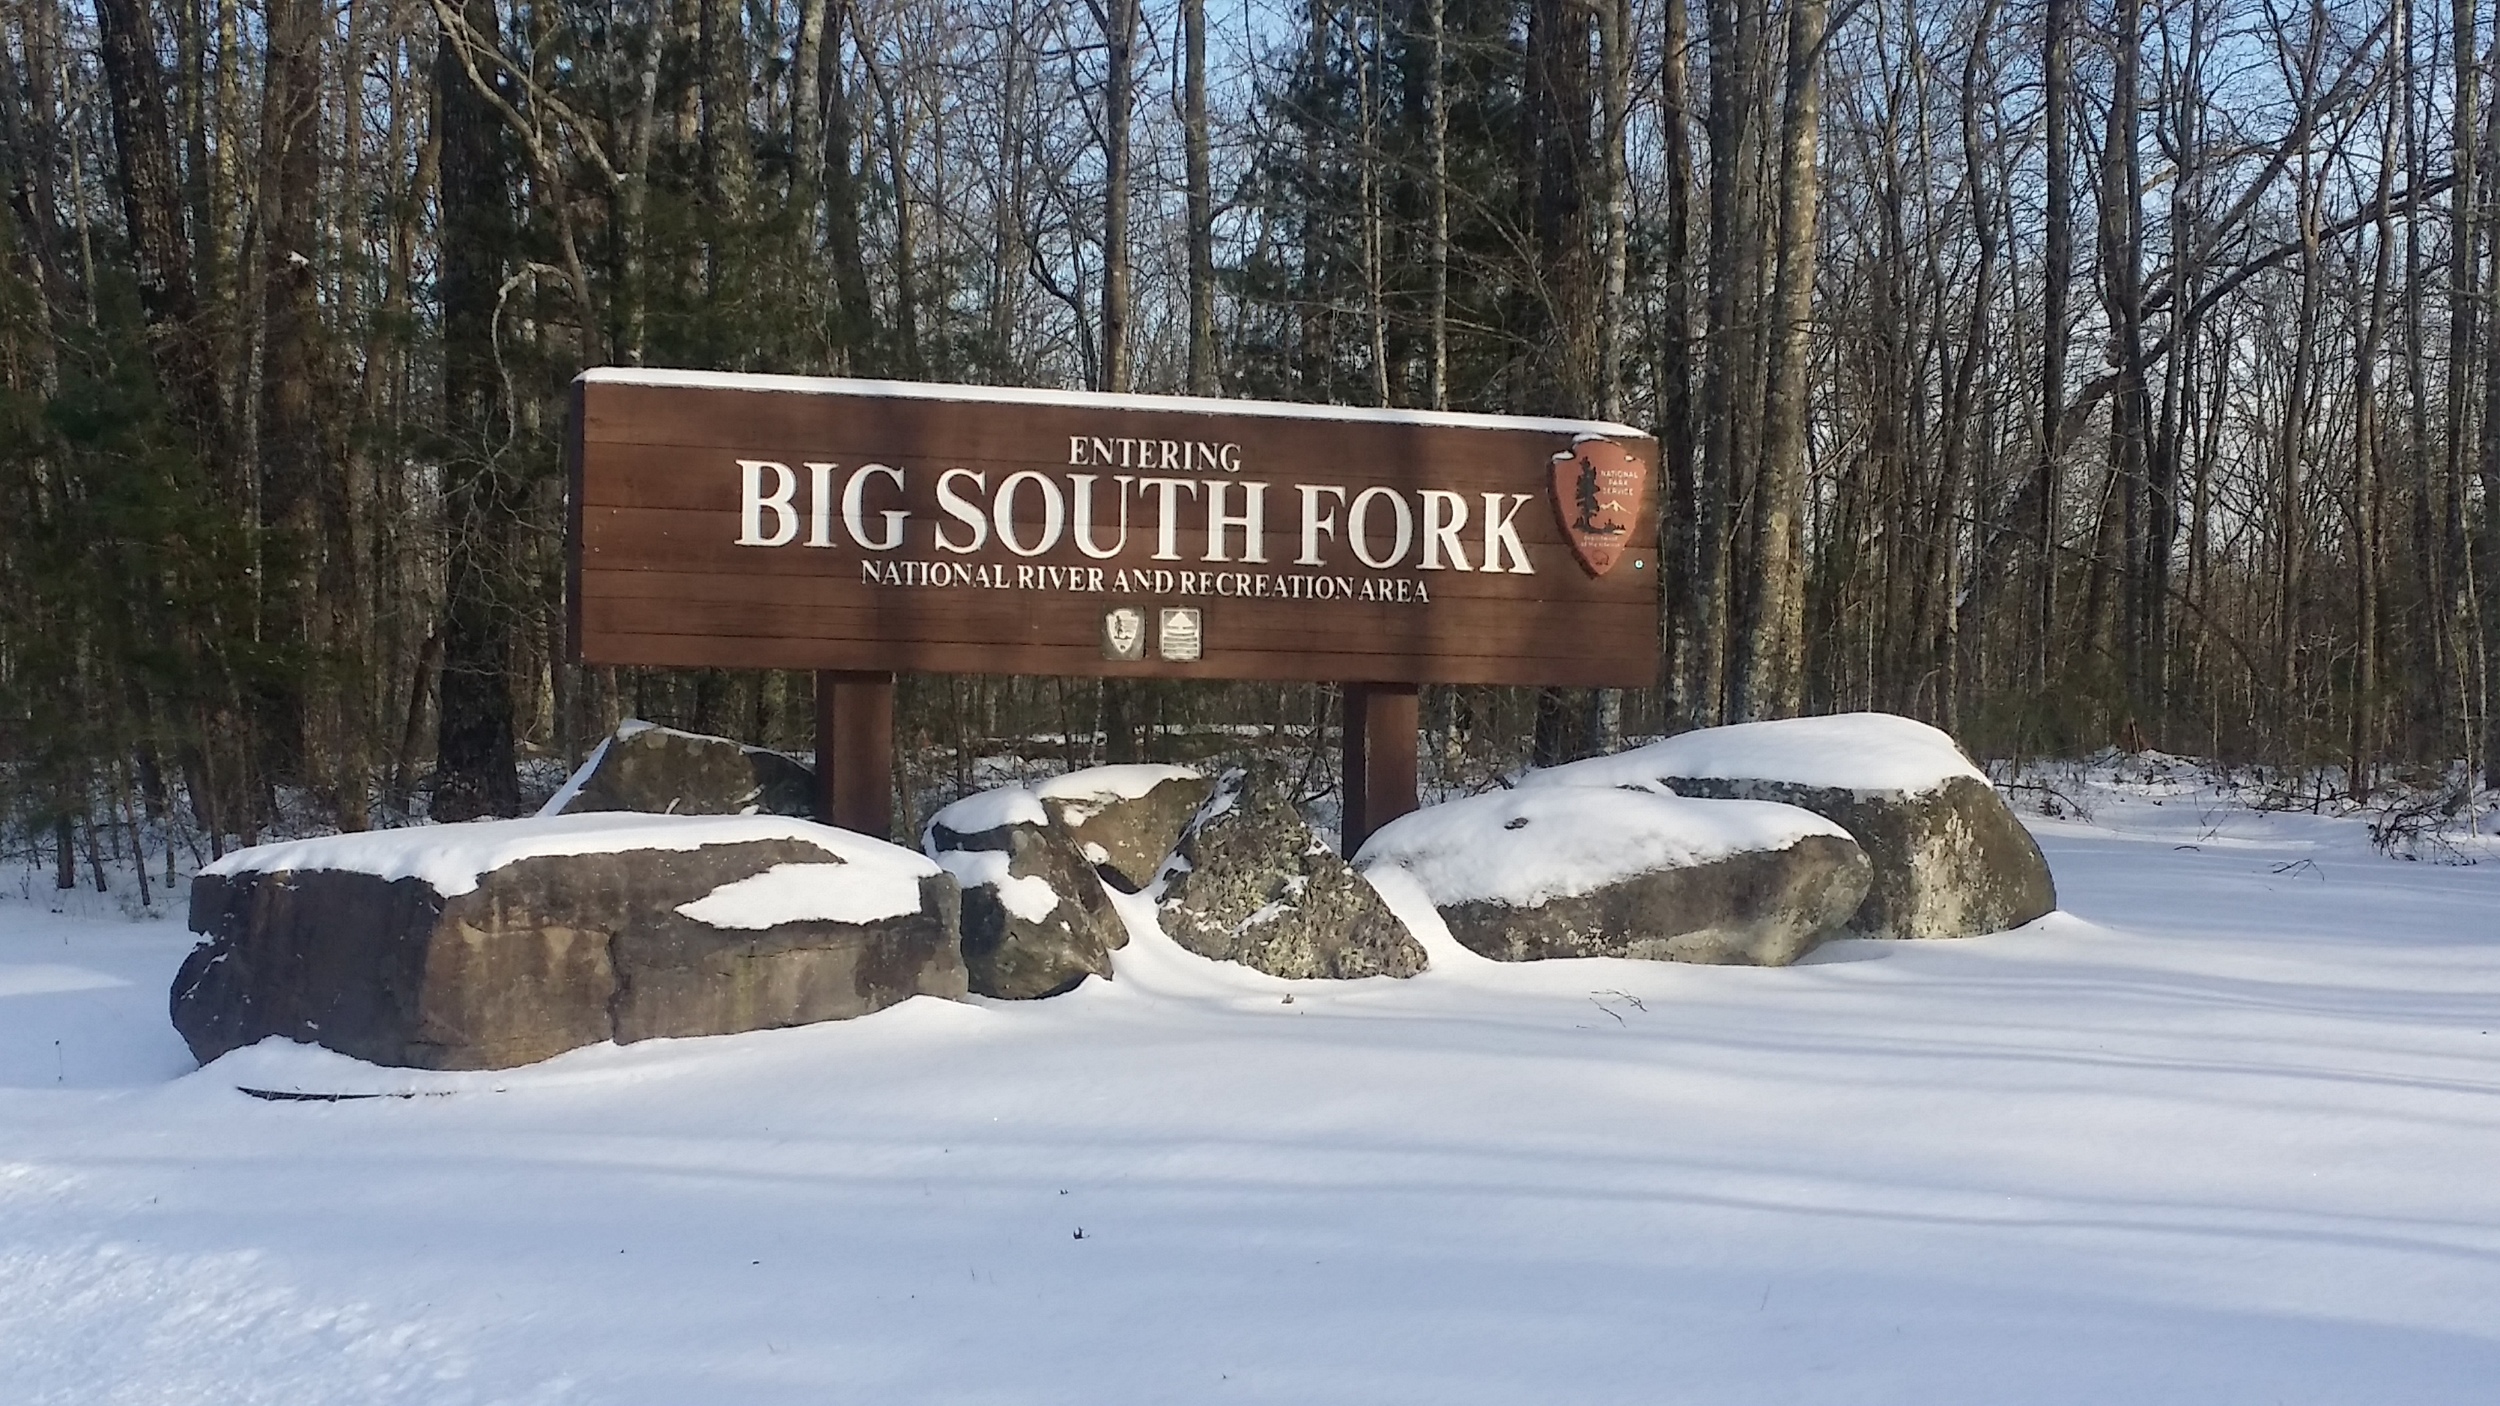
[1356, 787, 1868, 966]
[176, 815, 962, 1070]
[541, 720, 815, 818]
[1521, 713, 2054, 939]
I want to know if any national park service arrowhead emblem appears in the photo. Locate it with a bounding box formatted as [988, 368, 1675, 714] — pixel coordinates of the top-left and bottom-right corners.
[1551, 437, 1645, 578]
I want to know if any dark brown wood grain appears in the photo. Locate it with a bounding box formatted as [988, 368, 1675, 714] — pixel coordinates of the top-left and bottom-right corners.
[569, 373, 1662, 686]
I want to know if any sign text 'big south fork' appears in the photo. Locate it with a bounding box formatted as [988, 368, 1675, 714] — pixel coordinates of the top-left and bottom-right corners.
[568, 369, 1660, 690]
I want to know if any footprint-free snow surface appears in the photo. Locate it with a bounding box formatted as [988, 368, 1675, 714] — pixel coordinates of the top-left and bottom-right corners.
[5, 768, 2499, 1404]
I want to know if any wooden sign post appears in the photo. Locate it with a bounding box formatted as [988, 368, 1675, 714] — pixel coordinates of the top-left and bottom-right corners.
[567, 370, 1660, 852]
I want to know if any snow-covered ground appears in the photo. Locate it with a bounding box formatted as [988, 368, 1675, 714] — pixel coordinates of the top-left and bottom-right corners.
[4, 764, 2498, 1404]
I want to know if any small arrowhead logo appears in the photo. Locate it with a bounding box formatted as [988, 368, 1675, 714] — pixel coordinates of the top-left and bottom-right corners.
[1551, 437, 1645, 578]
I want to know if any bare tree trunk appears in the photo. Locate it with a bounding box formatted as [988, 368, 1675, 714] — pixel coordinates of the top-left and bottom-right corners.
[2281, 151, 2321, 742]
[258, 0, 353, 811]
[1597, 0, 1631, 423]
[1425, 0, 1449, 410]
[1731, 0, 1827, 721]
[2350, 3, 2399, 798]
[1657, 0, 1697, 719]
[2096, 0, 2148, 737]
[1099, 0, 1140, 762]
[1098, 0, 1137, 395]
[1526, 0, 1598, 764]
[2035, 0, 2073, 696]
[93, 0, 219, 440]
[821, 4, 873, 369]
[1358, 4, 1389, 406]
[432, 0, 521, 820]
[1695, 0, 1770, 729]
[794, 0, 826, 204]
[1184, 0, 1214, 394]
[2450, 0, 2488, 782]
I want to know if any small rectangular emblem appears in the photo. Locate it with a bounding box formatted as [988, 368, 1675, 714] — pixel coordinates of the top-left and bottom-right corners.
[1157, 607, 1202, 662]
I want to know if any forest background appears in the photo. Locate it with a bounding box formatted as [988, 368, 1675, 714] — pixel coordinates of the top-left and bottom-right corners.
[2, 0, 2494, 866]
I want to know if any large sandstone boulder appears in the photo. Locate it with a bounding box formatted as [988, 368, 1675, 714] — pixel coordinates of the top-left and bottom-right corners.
[925, 787, 1126, 1000]
[1157, 764, 1426, 980]
[1520, 712, 2054, 939]
[1031, 765, 1214, 892]
[1357, 787, 1869, 966]
[175, 814, 963, 1070]
[541, 720, 815, 818]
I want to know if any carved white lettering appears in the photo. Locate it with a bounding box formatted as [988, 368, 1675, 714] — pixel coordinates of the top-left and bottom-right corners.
[993, 470, 1067, 557]
[1139, 477, 1202, 561]
[844, 464, 909, 550]
[736, 460, 800, 546]
[1481, 492, 1535, 573]
[1419, 490, 1472, 571]
[934, 469, 989, 553]
[1070, 474, 1131, 558]
[1205, 481, 1268, 563]
[1348, 486, 1413, 569]
[1296, 484, 1346, 566]
[804, 463, 838, 546]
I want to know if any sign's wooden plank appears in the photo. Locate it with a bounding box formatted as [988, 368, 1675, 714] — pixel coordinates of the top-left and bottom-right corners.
[577, 633, 1647, 689]
[568, 371, 1662, 687]
[576, 572, 1652, 652]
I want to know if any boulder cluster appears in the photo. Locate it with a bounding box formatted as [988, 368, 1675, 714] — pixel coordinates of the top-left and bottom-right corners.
[171, 712, 2056, 1072]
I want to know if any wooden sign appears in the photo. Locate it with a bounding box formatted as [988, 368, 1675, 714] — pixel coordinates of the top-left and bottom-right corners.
[567, 369, 1662, 849]
[568, 370, 1661, 689]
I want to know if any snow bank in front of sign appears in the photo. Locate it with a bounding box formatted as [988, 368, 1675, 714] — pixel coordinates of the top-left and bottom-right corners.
[1355, 787, 1848, 909]
[675, 858, 935, 930]
[1522, 712, 1988, 798]
[201, 814, 924, 899]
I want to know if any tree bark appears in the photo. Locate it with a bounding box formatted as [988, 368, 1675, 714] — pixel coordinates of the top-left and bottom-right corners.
[431, 0, 522, 820]
[1731, 0, 1827, 721]
[2035, 0, 2073, 695]
[1185, 0, 1214, 394]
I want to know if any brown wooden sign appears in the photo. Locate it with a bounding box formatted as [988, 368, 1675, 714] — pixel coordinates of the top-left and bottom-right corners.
[567, 369, 1661, 849]
[569, 370, 1660, 688]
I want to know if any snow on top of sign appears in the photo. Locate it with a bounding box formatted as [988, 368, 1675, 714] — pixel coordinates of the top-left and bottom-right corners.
[1354, 787, 1847, 909]
[930, 848, 1063, 923]
[1519, 713, 1989, 798]
[675, 859, 931, 930]
[577, 367, 1649, 441]
[201, 813, 931, 898]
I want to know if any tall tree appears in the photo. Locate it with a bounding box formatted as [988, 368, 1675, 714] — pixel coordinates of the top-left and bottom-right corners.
[432, 0, 522, 820]
[1731, 0, 1829, 720]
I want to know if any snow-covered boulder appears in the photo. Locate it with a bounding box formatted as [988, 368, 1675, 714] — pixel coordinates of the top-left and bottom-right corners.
[1519, 713, 2054, 939]
[176, 815, 964, 1070]
[925, 788, 1126, 1000]
[1356, 788, 1869, 966]
[1157, 764, 1426, 980]
[1031, 765, 1215, 892]
[540, 720, 816, 818]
